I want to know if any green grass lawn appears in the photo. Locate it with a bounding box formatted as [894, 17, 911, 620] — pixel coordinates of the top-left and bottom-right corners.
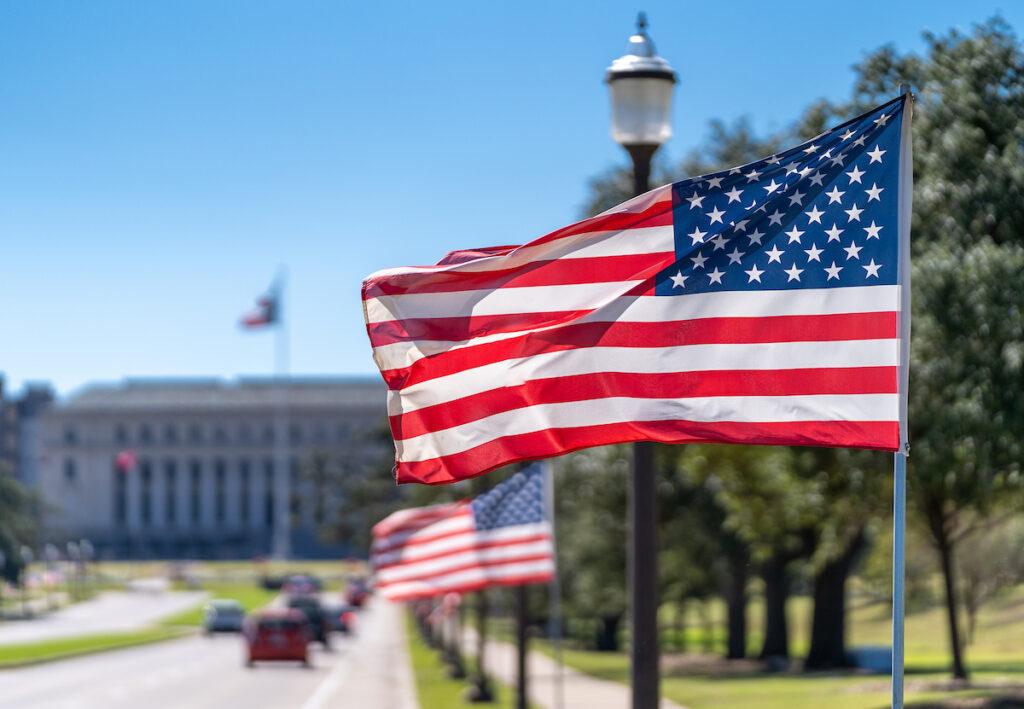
[406, 614, 529, 709]
[519, 585, 1024, 709]
[0, 627, 190, 668]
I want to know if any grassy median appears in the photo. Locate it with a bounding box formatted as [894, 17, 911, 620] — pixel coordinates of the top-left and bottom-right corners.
[0, 627, 190, 669]
[405, 613, 529, 709]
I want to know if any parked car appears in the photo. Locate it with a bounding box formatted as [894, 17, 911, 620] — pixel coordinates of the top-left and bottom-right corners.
[322, 602, 357, 634]
[202, 599, 246, 634]
[243, 610, 311, 667]
[286, 595, 330, 648]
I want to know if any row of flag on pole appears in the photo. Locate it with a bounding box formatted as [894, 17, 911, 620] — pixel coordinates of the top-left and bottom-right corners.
[371, 465, 555, 601]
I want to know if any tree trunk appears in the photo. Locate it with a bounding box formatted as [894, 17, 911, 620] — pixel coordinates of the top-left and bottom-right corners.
[937, 535, 969, 680]
[595, 614, 622, 652]
[725, 550, 749, 660]
[760, 552, 790, 661]
[805, 529, 867, 670]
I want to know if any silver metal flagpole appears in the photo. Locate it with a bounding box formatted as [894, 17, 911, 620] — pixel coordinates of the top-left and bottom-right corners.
[543, 461, 565, 709]
[271, 266, 292, 560]
[892, 451, 907, 707]
[892, 83, 914, 709]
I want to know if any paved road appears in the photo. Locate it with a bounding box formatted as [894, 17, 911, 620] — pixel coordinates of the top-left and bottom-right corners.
[0, 591, 207, 645]
[0, 599, 418, 709]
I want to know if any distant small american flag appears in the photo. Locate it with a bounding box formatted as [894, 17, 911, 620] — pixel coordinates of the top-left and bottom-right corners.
[371, 466, 554, 601]
[363, 96, 911, 485]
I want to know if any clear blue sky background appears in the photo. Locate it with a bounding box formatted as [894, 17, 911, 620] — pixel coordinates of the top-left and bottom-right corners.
[2, 1, 1020, 395]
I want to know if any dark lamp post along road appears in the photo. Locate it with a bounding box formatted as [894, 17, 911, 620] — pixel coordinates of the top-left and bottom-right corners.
[606, 13, 677, 709]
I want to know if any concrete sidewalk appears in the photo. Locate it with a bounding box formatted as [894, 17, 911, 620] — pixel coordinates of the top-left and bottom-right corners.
[463, 629, 686, 709]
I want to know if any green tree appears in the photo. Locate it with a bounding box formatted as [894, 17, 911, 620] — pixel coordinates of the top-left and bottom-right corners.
[833, 19, 1024, 679]
[554, 446, 629, 651]
[583, 17, 1024, 680]
[0, 471, 40, 585]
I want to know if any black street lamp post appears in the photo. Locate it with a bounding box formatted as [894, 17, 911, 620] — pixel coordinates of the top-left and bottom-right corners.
[606, 13, 677, 709]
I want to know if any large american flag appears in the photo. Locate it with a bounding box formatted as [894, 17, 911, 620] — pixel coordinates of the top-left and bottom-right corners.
[371, 465, 555, 601]
[363, 97, 912, 485]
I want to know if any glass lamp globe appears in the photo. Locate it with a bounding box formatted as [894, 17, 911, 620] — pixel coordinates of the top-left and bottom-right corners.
[606, 14, 677, 147]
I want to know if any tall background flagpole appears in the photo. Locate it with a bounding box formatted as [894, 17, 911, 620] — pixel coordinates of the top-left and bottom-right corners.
[271, 266, 291, 560]
[892, 82, 914, 709]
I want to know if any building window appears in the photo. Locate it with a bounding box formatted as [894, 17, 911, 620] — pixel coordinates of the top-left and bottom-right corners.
[289, 424, 302, 444]
[313, 424, 327, 444]
[262, 425, 275, 444]
[213, 427, 227, 445]
[115, 424, 129, 445]
[64, 427, 77, 445]
[63, 458, 77, 484]
[239, 459, 251, 524]
[113, 462, 127, 526]
[164, 424, 178, 445]
[140, 460, 152, 526]
[263, 459, 274, 527]
[139, 424, 153, 445]
[189, 459, 202, 524]
[189, 424, 203, 444]
[214, 459, 226, 526]
[238, 424, 252, 445]
[289, 458, 301, 522]
[164, 460, 177, 526]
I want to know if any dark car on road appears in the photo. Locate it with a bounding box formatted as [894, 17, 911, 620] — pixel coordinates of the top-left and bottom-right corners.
[282, 574, 322, 597]
[202, 599, 245, 634]
[322, 602, 357, 635]
[286, 595, 330, 648]
[243, 609, 310, 667]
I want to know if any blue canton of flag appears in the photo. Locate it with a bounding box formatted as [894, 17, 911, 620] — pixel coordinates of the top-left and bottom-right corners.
[656, 97, 904, 295]
[470, 464, 546, 530]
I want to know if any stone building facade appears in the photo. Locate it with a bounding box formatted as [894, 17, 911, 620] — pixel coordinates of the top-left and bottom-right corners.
[32, 377, 387, 559]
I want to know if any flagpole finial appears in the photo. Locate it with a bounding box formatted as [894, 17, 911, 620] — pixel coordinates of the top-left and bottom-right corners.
[636, 12, 648, 33]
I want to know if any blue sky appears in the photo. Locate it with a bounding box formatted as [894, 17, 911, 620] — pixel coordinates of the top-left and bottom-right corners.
[2, 1, 1020, 395]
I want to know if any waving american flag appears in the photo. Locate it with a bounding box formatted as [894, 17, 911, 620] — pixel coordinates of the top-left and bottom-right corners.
[371, 465, 554, 601]
[363, 96, 912, 485]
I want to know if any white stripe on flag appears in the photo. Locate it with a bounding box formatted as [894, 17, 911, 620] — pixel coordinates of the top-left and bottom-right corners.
[395, 393, 900, 461]
[379, 559, 557, 601]
[376, 537, 554, 585]
[371, 285, 901, 371]
[388, 339, 900, 415]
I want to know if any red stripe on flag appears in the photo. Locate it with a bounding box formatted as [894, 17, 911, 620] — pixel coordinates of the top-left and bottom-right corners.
[363, 252, 674, 298]
[373, 532, 554, 571]
[382, 572, 556, 602]
[390, 366, 899, 440]
[371, 503, 469, 538]
[375, 552, 556, 587]
[530, 199, 673, 247]
[380, 311, 899, 390]
[396, 419, 901, 485]
[368, 309, 592, 350]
